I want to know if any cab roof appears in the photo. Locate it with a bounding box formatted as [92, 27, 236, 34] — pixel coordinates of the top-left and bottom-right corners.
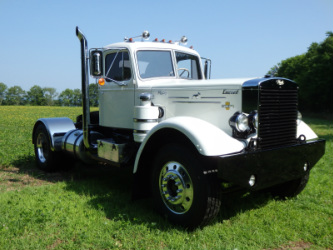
[103, 41, 200, 56]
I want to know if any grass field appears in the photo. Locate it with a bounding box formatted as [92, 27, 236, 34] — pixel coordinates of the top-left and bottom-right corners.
[0, 106, 332, 250]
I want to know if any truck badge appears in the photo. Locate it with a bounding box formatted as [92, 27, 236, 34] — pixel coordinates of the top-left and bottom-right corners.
[223, 89, 239, 94]
[222, 101, 234, 110]
[276, 79, 284, 86]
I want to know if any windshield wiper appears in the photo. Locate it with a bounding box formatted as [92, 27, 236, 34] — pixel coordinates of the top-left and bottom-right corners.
[104, 77, 127, 86]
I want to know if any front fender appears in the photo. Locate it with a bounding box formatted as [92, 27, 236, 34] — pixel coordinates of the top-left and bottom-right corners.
[133, 116, 245, 173]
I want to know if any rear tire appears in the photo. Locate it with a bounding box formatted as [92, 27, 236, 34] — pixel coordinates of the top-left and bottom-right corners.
[33, 124, 62, 172]
[151, 143, 221, 229]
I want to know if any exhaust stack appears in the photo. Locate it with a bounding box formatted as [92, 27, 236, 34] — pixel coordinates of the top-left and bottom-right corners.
[76, 26, 91, 149]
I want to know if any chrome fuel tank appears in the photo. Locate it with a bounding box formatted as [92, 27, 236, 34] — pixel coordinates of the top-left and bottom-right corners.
[62, 129, 103, 164]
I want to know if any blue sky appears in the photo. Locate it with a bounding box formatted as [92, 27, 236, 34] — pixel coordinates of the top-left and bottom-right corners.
[0, 0, 332, 93]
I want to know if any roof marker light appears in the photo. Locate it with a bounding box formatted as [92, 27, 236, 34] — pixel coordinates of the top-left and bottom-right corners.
[168, 40, 172, 43]
[154, 38, 159, 42]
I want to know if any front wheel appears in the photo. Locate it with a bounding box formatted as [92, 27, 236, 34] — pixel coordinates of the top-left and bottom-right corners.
[151, 143, 221, 228]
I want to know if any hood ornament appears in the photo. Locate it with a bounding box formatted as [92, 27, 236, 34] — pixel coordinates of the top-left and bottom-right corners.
[276, 79, 284, 86]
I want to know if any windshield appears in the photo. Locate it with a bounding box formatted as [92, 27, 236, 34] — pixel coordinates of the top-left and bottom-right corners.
[137, 51, 175, 79]
[136, 50, 202, 80]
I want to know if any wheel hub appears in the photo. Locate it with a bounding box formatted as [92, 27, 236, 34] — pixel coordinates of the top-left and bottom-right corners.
[159, 161, 193, 214]
[36, 133, 48, 163]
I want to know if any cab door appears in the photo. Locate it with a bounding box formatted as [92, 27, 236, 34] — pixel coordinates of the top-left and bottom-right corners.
[99, 49, 135, 129]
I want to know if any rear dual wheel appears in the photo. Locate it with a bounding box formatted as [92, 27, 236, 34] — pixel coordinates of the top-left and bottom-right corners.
[152, 143, 221, 229]
[33, 123, 73, 172]
[33, 124, 60, 172]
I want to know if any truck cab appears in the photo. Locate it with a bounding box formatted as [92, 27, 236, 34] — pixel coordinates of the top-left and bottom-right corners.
[97, 39, 205, 129]
[32, 27, 326, 229]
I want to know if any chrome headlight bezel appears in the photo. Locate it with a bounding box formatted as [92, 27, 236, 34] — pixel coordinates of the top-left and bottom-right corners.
[235, 113, 250, 132]
[229, 111, 257, 139]
[248, 110, 258, 130]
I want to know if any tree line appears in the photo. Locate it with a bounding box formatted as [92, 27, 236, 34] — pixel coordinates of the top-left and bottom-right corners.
[268, 31, 333, 113]
[0, 83, 98, 107]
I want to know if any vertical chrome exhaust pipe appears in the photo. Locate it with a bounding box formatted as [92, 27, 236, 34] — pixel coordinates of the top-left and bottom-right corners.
[76, 26, 91, 149]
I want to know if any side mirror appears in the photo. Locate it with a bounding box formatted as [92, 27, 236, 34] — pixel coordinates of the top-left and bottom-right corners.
[90, 50, 103, 77]
[201, 57, 211, 79]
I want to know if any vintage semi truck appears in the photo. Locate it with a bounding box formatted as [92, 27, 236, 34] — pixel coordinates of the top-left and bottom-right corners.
[32, 27, 325, 228]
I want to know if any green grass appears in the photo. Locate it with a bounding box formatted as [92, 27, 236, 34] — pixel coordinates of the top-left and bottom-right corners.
[0, 106, 332, 250]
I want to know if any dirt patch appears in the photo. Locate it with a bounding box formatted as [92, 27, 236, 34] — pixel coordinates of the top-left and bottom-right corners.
[266, 241, 312, 250]
[0, 166, 70, 192]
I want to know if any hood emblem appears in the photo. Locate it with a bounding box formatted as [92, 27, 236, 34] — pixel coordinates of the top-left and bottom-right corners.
[192, 92, 201, 99]
[276, 79, 284, 86]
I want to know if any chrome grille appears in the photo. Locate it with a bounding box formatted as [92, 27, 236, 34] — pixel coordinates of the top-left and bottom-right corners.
[258, 87, 298, 149]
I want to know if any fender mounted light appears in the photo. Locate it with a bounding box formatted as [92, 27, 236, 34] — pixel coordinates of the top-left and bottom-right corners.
[98, 78, 105, 86]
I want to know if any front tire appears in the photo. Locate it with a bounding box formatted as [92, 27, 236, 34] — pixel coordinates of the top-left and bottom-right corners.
[151, 143, 221, 228]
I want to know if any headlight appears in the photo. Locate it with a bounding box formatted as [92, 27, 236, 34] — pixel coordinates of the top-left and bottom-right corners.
[229, 113, 250, 133]
[236, 114, 250, 132]
[230, 111, 258, 139]
[248, 111, 258, 130]
[253, 113, 258, 129]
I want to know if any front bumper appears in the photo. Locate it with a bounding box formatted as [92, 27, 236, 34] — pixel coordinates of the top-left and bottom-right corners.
[217, 139, 326, 191]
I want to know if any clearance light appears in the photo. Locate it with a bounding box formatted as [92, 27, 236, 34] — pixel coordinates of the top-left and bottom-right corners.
[161, 39, 166, 42]
[168, 40, 172, 43]
[98, 78, 105, 86]
[154, 38, 159, 42]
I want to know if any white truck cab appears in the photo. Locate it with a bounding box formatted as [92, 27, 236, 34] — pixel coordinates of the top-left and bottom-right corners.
[32, 27, 325, 228]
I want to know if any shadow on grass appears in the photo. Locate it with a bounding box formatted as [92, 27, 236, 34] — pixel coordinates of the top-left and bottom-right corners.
[9, 154, 273, 231]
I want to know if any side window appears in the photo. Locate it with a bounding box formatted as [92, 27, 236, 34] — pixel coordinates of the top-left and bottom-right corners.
[176, 52, 202, 80]
[105, 50, 131, 82]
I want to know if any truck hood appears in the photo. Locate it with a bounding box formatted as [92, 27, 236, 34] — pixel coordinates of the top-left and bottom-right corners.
[138, 77, 256, 89]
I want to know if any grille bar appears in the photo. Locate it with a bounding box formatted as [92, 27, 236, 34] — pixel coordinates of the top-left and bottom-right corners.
[258, 87, 298, 149]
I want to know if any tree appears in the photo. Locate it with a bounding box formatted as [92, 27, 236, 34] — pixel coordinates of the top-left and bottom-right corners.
[43, 87, 58, 106]
[73, 89, 82, 106]
[0, 82, 7, 105]
[26, 85, 46, 106]
[89, 83, 99, 107]
[58, 89, 74, 106]
[4, 86, 26, 105]
[269, 32, 333, 113]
